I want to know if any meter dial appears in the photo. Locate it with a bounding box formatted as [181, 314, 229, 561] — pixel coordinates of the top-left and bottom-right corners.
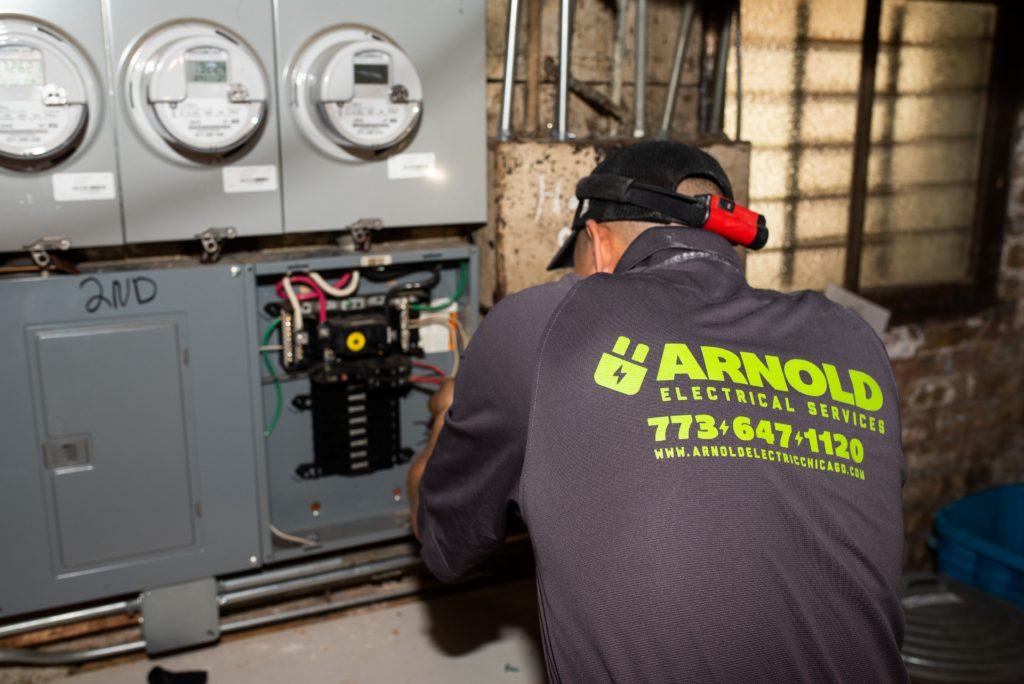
[0, 17, 95, 171]
[124, 22, 268, 165]
[290, 27, 423, 162]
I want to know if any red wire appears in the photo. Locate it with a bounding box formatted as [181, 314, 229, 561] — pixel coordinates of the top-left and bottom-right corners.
[276, 274, 328, 324]
[410, 375, 445, 385]
[411, 360, 446, 377]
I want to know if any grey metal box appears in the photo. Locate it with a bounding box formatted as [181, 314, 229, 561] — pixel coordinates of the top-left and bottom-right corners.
[0, 0, 123, 252]
[141, 578, 219, 655]
[274, 0, 487, 233]
[0, 264, 263, 619]
[107, 0, 283, 244]
[253, 244, 478, 563]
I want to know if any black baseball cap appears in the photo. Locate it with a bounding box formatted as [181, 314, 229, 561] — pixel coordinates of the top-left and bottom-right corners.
[547, 141, 734, 270]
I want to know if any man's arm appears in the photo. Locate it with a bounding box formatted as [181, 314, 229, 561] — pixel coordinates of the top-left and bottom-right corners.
[405, 274, 580, 582]
[407, 378, 454, 541]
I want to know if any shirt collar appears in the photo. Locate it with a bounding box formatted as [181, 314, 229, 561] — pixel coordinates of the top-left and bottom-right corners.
[613, 226, 745, 275]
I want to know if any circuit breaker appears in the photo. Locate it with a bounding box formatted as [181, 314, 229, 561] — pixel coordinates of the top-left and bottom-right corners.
[0, 2, 122, 252]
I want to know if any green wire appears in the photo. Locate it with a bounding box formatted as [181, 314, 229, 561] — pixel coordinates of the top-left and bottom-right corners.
[411, 261, 469, 312]
[261, 318, 283, 438]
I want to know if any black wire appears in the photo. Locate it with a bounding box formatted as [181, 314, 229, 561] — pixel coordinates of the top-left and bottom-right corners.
[385, 264, 442, 301]
[360, 264, 441, 283]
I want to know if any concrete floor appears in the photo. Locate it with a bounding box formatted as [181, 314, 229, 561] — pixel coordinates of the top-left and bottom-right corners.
[52, 578, 547, 684]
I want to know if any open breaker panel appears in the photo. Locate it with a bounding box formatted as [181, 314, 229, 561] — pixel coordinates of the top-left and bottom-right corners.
[254, 248, 477, 563]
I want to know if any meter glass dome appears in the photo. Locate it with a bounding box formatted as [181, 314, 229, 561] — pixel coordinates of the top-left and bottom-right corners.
[0, 19, 94, 171]
[124, 22, 269, 165]
[290, 26, 423, 162]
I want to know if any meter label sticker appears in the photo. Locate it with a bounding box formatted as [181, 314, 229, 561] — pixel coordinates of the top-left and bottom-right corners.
[387, 153, 436, 180]
[360, 255, 393, 267]
[222, 165, 278, 194]
[52, 173, 116, 202]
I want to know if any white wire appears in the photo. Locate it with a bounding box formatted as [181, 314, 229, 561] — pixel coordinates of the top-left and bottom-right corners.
[409, 318, 464, 377]
[308, 270, 360, 298]
[269, 524, 318, 547]
[281, 275, 303, 332]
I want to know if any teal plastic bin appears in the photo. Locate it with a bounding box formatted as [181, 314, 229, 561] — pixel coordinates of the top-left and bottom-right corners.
[933, 484, 1024, 608]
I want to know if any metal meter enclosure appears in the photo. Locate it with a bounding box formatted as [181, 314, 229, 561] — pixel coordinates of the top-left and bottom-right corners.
[109, 0, 282, 244]
[276, 0, 486, 233]
[0, 3, 121, 252]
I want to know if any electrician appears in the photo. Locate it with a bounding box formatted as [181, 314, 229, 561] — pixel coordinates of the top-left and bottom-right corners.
[407, 141, 907, 683]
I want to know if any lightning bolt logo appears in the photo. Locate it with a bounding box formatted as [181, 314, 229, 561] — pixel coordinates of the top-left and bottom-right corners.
[593, 336, 650, 396]
[795, 432, 804, 446]
[719, 420, 729, 435]
[613, 364, 628, 385]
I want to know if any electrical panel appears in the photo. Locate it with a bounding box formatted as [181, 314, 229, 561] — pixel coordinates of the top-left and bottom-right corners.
[255, 246, 477, 561]
[0, 2, 122, 252]
[0, 264, 263, 618]
[275, 0, 487, 233]
[0, 244, 476, 617]
[108, 0, 282, 244]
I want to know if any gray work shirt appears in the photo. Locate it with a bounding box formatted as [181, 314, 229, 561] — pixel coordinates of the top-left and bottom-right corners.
[419, 227, 907, 683]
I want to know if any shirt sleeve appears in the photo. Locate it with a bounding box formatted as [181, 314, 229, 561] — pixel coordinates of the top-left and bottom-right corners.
[418, 275, 579, 582]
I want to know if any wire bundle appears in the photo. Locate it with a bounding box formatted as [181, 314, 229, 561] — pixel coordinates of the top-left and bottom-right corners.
[261, 263, 469, 436]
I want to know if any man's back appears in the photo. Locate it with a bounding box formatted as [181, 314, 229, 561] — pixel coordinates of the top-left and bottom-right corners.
[520, 230, 907, 682]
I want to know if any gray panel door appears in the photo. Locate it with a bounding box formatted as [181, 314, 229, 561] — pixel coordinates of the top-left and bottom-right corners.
[31, 319, 198, 571]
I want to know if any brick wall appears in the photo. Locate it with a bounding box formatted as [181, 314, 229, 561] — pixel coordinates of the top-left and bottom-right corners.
[887, 109, 1024, 570]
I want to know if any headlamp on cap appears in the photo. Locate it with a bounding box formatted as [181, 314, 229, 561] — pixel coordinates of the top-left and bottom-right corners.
[573, 174, 769, 250]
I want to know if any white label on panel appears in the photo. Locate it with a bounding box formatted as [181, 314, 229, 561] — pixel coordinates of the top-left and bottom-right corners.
[222, 165, 278, 194]
[419, 303, 459, 355]
[360, 254, 393, 267]
[387, 152, 435, 180]
[51, 173, 116, 202]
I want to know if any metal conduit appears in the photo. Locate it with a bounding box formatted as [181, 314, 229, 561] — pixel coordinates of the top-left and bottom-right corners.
[497, 0, 523, 140]
[0, 640, 146, 667]
[0, 552, 422, 666]
[0, 583, 425, 667]
[220, 584, 422, 635]
[218, 555, 421, 608]
[658, 0, 697, 139]
[554, 0, 572, 140]
[632, 0, 648, 138]
[709, 7, 733, 134]
[0, 599, 138, 640]
[218, 555, 353, 593]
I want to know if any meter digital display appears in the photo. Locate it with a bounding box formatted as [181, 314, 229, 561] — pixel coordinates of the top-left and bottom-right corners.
[186, 60, 227, 83]
[0, 48, 44, 87]
[353, 64, 387, 85]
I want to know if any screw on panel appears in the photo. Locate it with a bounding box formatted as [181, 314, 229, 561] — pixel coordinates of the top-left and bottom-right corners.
[249, 556, 258, 565]
[229, 265, 241, 277]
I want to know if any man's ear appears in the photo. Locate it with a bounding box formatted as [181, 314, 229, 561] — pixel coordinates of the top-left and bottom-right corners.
[586, 219, 617, 274]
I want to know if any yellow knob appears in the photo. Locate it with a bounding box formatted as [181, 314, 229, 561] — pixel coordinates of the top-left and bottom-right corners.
[346, 331, 367, 352]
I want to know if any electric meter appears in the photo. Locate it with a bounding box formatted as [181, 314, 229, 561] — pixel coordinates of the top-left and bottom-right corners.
[290, 27, 422, 161]
[124, 22, 268, 164]
[0, 17, 95, 171]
